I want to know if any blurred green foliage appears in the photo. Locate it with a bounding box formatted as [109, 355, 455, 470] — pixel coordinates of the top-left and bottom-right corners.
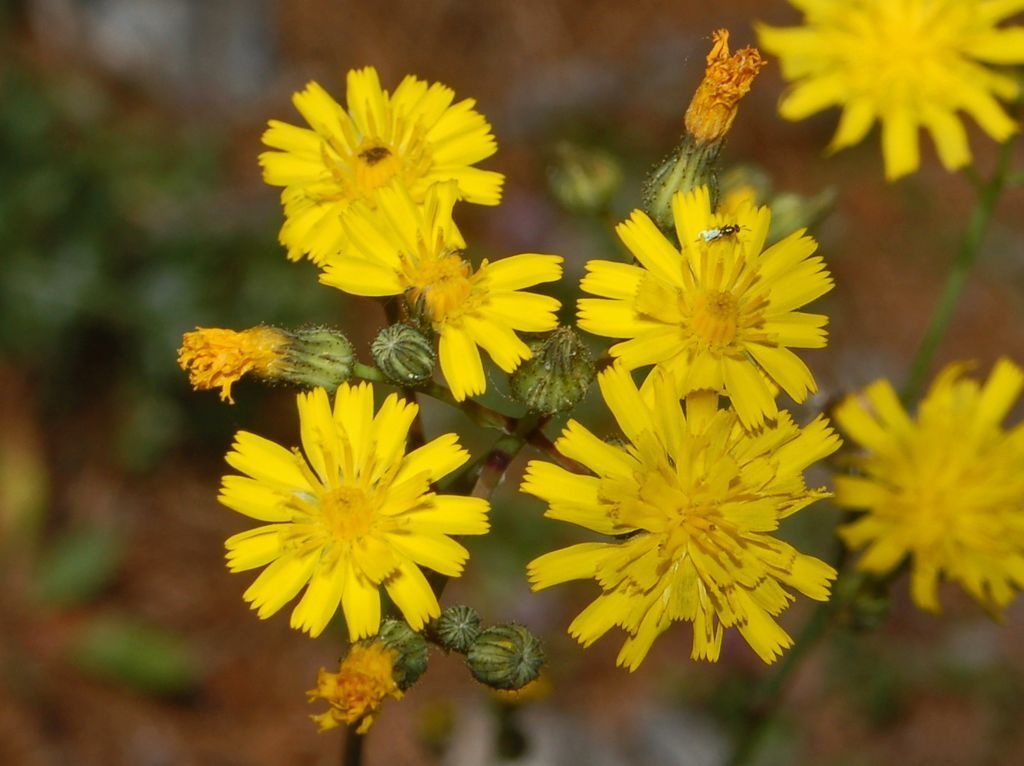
[33, 525, 122, 606]
[0, 61, 341, 469]
[70, 616, 203, 698]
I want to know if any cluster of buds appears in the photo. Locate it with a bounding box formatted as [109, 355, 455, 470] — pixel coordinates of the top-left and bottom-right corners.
[308, 610, 545, 735]
[181, 320, 597, 419]
[432, 606, 546, 693]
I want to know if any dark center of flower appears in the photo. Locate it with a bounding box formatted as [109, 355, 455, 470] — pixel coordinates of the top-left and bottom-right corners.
[353, 139, 402, 193]
[359, 145, 392, 165]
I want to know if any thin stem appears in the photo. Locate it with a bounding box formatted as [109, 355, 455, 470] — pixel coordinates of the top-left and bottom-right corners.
[725, 535, 846, 765]
[352, 363, 516, 433]
[725, 591, 837, 766]
[902, 139, 1015, 402]
[427, 416, 545, 602]
[342, 727, 364, 766]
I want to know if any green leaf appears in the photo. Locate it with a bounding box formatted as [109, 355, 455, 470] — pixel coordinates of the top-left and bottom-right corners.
[34, 526, 121, 606]
[70, 617, 202, 697]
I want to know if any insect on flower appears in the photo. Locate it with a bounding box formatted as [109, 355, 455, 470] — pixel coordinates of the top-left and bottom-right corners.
[696, 223, 743, 243]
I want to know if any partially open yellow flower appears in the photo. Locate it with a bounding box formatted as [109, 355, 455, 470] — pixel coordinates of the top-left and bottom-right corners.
[835, 358, 1024, 614]
[260, 67, 503, 264]
[758, 0, 1024, 179]
[308, 642, 402, 734]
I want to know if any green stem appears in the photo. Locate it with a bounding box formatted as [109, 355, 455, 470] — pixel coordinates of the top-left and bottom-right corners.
[902, 139, 1015, 402]
[725, 595, 836, 766]
[427, 416, 545, 601]
[342, 727, 364, 766]
[729, 141, 1017, 766]
[352, 362, 516, 433]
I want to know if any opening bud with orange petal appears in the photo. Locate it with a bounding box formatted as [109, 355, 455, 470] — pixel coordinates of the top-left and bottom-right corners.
[643, 29, 766, 233]
[177, 325, 354, 402]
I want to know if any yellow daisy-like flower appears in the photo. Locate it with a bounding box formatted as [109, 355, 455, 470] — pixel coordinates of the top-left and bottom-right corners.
[308, 641, 402, 734]
[578, 186, 832, 429]
[260, 66, 504, 264]
[524, 365, 840, 669]
[758, 0, 1024, 180]
[834, 358, 1024, 614]
[321, 181, 563, 401]
[220, 383, 489, 639]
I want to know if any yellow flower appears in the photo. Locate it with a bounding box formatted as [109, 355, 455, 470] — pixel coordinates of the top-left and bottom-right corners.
[321, 181, 563, 401]
[578, 186, 832, 429]
[834, 358, 1024, 614]
[308, 642, 402, 734]
[260, 66, 504, 264]
[758, 0, 1024, 180]
[220, 383, 489, 638]
[524, 365, 840, 669]
[178, 326, 288, 403]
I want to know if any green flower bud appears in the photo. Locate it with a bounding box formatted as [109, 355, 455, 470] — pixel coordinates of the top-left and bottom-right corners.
[642, 138, 721, 233]
[371, 324, 436, 385]
[642, 31, 764, 235]
[510, 327, 594, 415]
[547, 141, 623, 215]
[466, 624, 545, 691]
[278, 326, 355, 392]
[435, 605, 482, 654]
[374, 618, 429, 690]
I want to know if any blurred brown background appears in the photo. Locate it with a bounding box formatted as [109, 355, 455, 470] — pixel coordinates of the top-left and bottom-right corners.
[2, 1, 1024, 764]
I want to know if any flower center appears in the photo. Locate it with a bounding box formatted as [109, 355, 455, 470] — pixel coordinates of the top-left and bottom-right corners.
[690, 290, 739, 347]
[353, 139, 402, 194]
[406, 251, 475, 322]
[321, 485, 377, 542]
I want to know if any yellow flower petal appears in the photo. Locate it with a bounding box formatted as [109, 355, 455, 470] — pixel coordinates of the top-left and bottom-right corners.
[438, 326, 486, 401]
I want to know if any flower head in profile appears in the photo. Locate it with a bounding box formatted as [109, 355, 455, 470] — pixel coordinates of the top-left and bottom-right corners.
[524, 365, 840, 669]
[321, 181, 563, 401]
[308, 641, 402, 734]
[178, 326, 288, 403]
[834, 359, 1024, 614]
[260, 66, 504, 264]
[578, 186, 832, 429]
[220, 383, 489, 639]
[178, 325, 355, 403]
[758, 1, 1024, 180]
